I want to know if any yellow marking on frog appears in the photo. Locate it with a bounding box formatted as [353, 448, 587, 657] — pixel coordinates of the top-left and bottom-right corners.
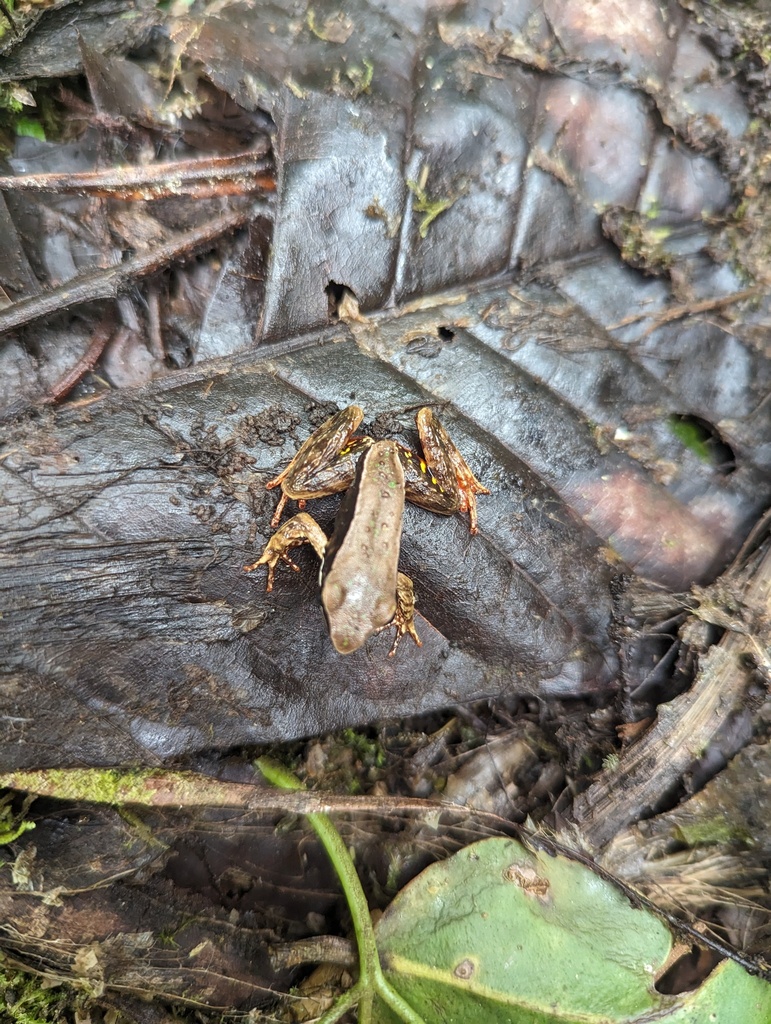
[419, 459, 427, 473]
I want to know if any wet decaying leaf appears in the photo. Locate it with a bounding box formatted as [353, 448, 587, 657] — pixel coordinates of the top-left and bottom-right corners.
[2, 284, 767, 768]
[1, 318, 616, 769]
[0, 792, 337, 1012]
[0, 0, 770, 1016]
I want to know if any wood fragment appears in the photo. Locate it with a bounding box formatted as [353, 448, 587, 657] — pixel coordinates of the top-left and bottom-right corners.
[0, 151, 275, 201]
[44, 315, 115, 404]
[607, 286, 760, 335]
[574, 530, 771, 848]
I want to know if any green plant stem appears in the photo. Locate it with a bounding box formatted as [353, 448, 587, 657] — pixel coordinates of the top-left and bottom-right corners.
[256, 758, 426, 1024]
[315, 984, 360, 1024]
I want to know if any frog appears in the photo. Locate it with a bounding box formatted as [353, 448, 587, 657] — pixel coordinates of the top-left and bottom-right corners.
[243, 405, 488, 655]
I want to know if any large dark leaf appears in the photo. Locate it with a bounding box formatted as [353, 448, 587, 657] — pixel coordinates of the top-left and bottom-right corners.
[0, 0, 769, 771]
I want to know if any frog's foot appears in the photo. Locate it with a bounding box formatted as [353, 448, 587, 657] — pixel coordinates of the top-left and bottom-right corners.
[454, 463, 490, 535]
[243, 513, 328, 592]
[381, 572, 422, 656]
[266, 493, 310, 530]
[243, 548, 300, 592]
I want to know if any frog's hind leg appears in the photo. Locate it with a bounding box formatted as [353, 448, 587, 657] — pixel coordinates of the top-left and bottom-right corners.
[409, 408, 490, 533]
[379, 572, 422, 656]
[267, 406, 365, 498]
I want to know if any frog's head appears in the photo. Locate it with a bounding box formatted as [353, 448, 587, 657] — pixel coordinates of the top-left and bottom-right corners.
[322, 577, 396, 654]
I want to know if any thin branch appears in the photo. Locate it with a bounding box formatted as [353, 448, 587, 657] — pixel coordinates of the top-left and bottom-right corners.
[0, 151, 275, 201]
[0, 0, 17, 33]
[607, 286, 760, 336]
[43, 314, 115, 403]
[1, 764, 767, 978]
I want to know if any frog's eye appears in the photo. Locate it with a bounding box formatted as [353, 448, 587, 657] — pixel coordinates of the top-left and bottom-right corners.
[373, 592, 396, 628]
[323, 579, 346, 614]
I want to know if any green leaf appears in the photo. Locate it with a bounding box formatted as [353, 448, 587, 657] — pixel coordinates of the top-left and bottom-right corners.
[667, 415, 713, 462]
[15, 117, 45, 141]
[374, 838, 771, 1023]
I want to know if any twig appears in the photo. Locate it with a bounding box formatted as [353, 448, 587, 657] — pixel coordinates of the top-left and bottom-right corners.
[0, 0, 17, 33]
[1, 765, 767, 978]
[43, 314, 115, 404]
[145, 285, 165, 362]
[607, 286, 759, 336]
[0, 151, 275, 201]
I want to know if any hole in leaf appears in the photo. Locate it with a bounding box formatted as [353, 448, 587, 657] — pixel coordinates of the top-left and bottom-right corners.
[655, 946, 722, 994]
[437, 325, 455, 340]
[325, 280, 358, 320]
[667, 415, 736, 474]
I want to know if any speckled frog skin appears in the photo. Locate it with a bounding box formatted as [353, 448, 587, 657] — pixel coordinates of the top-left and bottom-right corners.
[244, 406, 488, 654]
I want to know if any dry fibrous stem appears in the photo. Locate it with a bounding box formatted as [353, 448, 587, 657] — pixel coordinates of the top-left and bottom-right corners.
[574, 530, 771, 850]
[0, 151, 275, 201]
[607, 286, 760, 336]
[43, 314, 115, 404]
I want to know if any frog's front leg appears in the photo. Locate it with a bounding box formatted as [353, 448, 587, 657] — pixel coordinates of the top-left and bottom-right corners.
[243, 512, 327, 591]
[266, 405, 373, 527]
[401, 408, 490, 533]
